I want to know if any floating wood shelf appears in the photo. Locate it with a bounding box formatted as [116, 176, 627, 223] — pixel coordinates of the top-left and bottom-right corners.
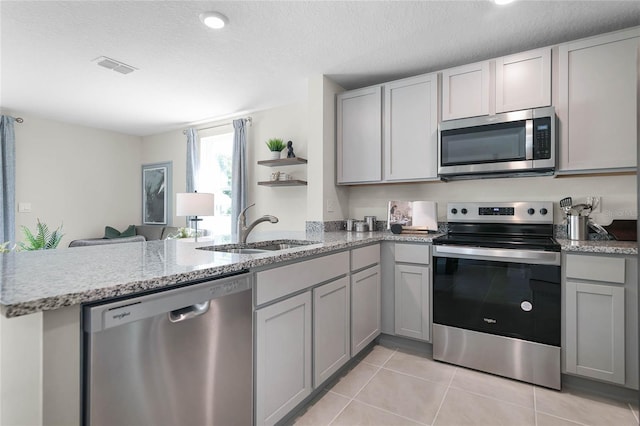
[258, 180, 308, 187]
[257, 157, 308, 167]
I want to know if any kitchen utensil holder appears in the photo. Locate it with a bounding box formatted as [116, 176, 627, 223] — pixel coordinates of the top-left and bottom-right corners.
[568, 215, 588, 241]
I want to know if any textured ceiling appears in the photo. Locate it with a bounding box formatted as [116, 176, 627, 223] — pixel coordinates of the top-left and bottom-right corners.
[1, 0, 639, 136]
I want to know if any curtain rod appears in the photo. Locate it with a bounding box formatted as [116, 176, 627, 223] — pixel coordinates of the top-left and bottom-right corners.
[182, 116, 252, 134]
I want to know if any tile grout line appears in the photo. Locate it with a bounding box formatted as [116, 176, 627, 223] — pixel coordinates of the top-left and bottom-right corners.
[630, 402, 640, 424]
[326, 347, 398, 426]
[430, 365, 458, 426]
[352, 398, 430, 426]
[533, 386, 538, 426]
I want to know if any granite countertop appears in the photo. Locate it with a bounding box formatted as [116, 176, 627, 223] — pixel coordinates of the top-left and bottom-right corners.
[1, 230, 635, 318]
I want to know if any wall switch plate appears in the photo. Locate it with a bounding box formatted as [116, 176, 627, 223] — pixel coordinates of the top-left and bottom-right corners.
[18, 202, 32, 213]
[326, 199, 336, 213]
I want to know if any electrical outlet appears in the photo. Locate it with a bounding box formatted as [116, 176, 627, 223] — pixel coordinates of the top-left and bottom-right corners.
[326, 199, 336, 213]
[587, 196, 602, 213]
[18, 202, 32, 213]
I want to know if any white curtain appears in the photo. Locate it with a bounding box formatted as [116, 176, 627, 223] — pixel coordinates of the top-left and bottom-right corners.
[185, 128, 200, 227]
[0, 116, 16, 243]
[231, 119, 248, 239]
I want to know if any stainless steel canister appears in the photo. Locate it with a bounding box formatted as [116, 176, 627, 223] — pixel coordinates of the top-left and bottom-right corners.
[354, 221, 369, 232]
[345, 218, 355, 231]
[364, 216, 376, 232]
[568, 215, 588, 241]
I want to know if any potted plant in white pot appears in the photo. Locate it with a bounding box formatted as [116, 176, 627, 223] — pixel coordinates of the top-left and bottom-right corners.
[266, 138, 285, 160]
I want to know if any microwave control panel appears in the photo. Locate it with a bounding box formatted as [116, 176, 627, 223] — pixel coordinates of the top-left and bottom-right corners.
[532, 117, 552, 159]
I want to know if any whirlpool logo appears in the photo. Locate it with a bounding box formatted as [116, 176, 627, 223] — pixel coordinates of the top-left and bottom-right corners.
[112, 311, 131, 320]
[483, 318, 497, 324]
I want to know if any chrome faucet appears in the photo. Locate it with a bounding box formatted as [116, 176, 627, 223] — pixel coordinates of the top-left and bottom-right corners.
[237, 203, 279, 244]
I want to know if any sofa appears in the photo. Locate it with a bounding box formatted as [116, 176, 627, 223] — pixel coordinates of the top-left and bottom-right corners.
[68, 225, 179, 247]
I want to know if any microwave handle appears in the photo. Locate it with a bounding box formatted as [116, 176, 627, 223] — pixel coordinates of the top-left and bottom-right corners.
[525, 119, 533, 160]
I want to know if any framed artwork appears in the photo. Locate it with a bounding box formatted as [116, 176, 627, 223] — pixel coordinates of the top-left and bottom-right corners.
[142, 161, 172, 225]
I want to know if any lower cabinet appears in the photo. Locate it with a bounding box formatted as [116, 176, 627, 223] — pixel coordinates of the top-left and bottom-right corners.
[395, 264, 431, 341]
[351, 264, 381, 355]
[255, 292, 312, 426]
[563, 253, 638, 389]
[314, 277, 350, 386]
[393, 243, 432, 342]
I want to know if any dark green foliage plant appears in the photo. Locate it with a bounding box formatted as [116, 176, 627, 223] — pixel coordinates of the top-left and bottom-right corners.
[18, 219, 64, 251]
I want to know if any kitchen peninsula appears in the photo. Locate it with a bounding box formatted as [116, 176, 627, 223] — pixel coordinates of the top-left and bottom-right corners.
[0, 231, 636, 425]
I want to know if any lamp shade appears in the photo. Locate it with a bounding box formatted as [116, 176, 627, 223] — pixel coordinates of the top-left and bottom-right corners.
[176, 193, 215, 217]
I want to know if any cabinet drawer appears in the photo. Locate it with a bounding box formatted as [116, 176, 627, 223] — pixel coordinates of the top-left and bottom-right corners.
[256, 252, 349, 305]
[565, 254, 625, 284]
[394, 244, 430, 265]
[351, 244, 380, 271]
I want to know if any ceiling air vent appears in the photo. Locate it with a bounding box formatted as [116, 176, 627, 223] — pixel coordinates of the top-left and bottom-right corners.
[94, 56, 137, 75]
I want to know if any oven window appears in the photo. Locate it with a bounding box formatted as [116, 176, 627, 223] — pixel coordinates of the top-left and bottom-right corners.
[433, 257, 560, 346]
[440, 121, 526, 166]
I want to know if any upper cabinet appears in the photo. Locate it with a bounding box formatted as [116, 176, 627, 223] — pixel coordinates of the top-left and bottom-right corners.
[495, 48, 551, 113]
[441, 47, 551, 121]
[336, 86, 383, 184]
[557, 28, 639, 173]
[441, 61, 491, 120]
[384, 73, 439, 181]
[337, 73, 439, 185]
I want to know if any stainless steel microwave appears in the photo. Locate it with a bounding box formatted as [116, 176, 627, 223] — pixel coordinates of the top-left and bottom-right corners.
[438, 106, 556, 180]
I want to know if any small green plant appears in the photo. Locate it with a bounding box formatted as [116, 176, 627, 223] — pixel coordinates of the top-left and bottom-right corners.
[265, 138, 285, 152]
[18, 219, 64, 251]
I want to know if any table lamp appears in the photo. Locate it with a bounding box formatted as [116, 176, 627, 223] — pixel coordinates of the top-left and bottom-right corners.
[176, 192, 215, 242]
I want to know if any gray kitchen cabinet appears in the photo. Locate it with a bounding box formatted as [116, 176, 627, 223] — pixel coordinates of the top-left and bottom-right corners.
[351, 244, 381, 355]
[557, 27, 639, 173]
[255, 291, 312, 426]
[313, 276, 350, 386]
[383, 73, 438, 181]
[563, 253, 638, 389]
[336, 86, 382, 184]
[495, 47, 551, 113]
[442, 47, 551, 121]
[394, 244, 431, 342]
[441, 60, 490, 121]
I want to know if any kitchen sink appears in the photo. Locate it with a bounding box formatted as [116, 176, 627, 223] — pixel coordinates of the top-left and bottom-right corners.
[200, 240, 319, 254]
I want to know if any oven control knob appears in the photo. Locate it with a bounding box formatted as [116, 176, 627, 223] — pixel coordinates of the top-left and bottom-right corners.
[527, 208, 535, 215]
[461, 208, 468, 215]
[540, 208, 548, 215]
[451, 208, 458, 214]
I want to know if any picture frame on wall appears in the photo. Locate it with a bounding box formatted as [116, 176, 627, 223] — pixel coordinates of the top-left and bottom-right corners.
[142, 161, 172, 225]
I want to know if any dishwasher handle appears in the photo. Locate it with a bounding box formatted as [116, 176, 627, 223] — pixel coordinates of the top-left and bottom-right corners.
[168, 301, 210, 323]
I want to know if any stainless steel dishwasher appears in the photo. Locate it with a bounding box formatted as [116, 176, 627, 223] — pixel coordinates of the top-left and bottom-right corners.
[82, 272, 252, 426]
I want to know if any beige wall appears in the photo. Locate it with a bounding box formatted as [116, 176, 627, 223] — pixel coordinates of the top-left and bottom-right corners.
[11, 113, 143, 244]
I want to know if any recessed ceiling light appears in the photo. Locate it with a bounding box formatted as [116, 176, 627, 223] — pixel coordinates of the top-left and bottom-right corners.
[200, 12, 228, 29]
[495, 0, 515, 4]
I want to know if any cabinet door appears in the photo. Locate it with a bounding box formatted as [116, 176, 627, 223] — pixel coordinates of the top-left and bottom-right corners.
[384, 74, 438, 181]
[336, 86, 382, 184]
[558, 28, 639, 172]
[565, 281, 625, 385]
[441, 61, 490, 120]
[351, 265, 381, 355]
[255, 292, 312, 426]
[394, 264, 431, 342]
[495, 47, 551, 113]
[313, 277, 350, 387]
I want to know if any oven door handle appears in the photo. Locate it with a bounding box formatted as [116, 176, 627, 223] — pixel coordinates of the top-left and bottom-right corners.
[433, 245, 560, 265]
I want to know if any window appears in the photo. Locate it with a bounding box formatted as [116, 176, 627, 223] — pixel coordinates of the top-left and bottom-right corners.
[198, 132, 233, 236]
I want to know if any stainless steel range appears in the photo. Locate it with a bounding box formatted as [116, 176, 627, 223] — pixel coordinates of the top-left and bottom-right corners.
[432, 201, 561, 389]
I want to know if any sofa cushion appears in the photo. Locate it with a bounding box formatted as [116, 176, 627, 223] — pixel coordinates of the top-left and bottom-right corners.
[104, 225, 136, 239]
[135, 225, 164, 241]
[161, 227, 180, 240]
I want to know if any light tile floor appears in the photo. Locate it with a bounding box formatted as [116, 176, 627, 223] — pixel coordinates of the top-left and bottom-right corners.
[292, 345, 639, 426]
